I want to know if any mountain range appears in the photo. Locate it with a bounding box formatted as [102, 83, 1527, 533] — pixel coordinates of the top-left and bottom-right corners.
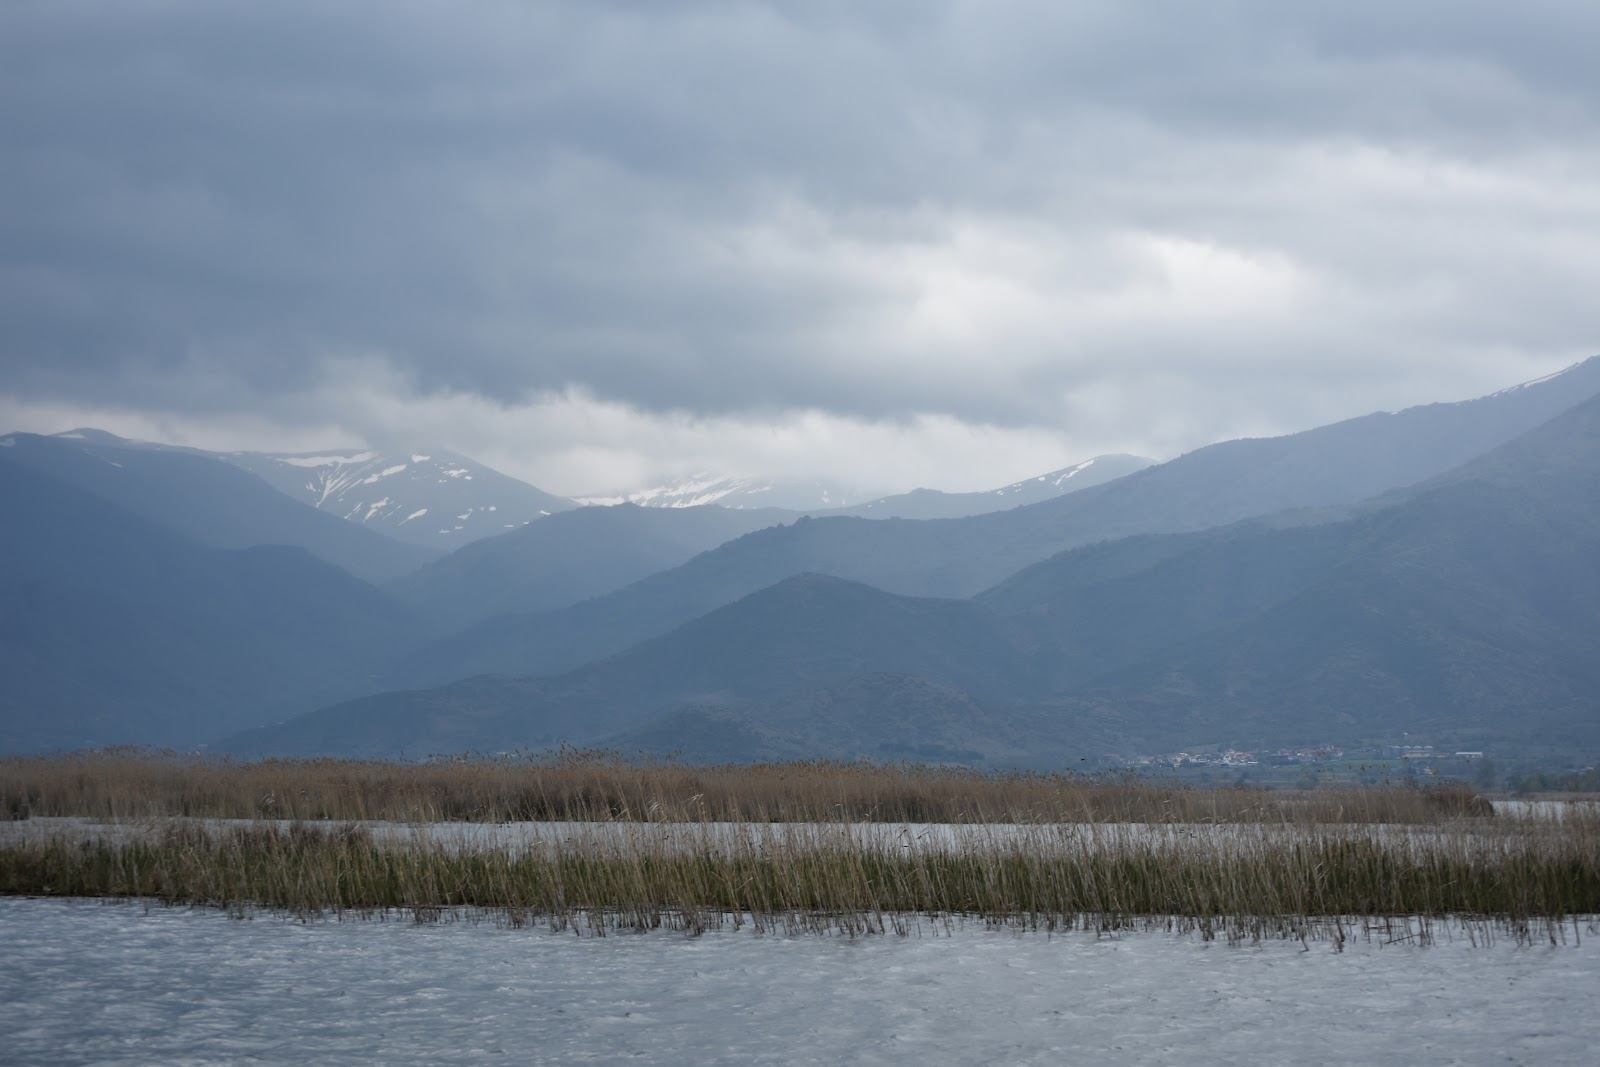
[387, 503, 802, 635]
[0, 457, 413, 752]
[218, 445, 579, 550]
[5, 358, 1600, 763]
[380, 356, 1600, 688]
[0, 430, 437, 584]
[225, 384, 1600, 762]
[832, 454, 1155, 520]
[574, 455, 1157, 520]
[575, 473, 860, 511]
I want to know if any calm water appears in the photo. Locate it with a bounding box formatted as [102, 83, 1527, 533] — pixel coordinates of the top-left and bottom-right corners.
[3, 814, 1558, 857]
[1, 898, 1595, 1066]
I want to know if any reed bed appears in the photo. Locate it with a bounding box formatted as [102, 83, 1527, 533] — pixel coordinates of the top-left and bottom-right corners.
[12, 751, 1580, 944]
[3, 807, 1595, 945]
[0, 750, 1494, 824]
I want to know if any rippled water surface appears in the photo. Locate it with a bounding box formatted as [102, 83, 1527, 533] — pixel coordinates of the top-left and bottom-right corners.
[3, 814, 1566, 856]
[2, 898, 1596, 1066]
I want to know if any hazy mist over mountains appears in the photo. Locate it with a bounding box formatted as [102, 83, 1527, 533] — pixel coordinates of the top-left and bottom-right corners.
[5, 359, 1599, 764]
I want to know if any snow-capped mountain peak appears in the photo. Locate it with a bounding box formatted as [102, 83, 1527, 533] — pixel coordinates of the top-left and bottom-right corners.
[987, 454, 1154, 501]
[839, 454, 1156, 520]
[576, 473, 859, 511]
[221, 447, 576, 550]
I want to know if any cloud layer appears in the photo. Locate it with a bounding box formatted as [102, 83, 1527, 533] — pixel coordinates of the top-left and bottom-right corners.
[2, 1, 1597, 492]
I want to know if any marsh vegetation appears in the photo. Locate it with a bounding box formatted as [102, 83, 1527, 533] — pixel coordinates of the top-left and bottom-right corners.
[3, 752, 1594, 944]
[1, 749, 1497, 824]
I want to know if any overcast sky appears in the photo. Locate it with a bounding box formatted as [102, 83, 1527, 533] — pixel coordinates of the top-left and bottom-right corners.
[3, 1, 1597, 496]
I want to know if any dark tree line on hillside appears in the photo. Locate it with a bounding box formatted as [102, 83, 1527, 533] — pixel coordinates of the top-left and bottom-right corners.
[1508, 767, 1600, 794]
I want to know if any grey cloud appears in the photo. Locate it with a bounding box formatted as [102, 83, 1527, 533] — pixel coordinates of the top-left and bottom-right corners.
[1, 0, 1597, 442]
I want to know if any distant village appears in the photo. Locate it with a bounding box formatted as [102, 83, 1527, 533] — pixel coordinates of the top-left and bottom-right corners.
[1107, 746, 1339, 769]
[1106, 745, 1487, 770]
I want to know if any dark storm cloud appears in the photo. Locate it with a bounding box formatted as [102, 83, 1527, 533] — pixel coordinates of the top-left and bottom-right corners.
[1, 0, 1597, 439]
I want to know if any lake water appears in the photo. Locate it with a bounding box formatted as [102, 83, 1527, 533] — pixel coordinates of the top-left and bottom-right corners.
[2, 898, 1595, 1066]
[4, 813, 1564, 858]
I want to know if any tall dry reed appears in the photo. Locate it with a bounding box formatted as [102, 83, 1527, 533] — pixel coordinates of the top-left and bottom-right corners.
[2, 813, 1594, 944]
[0, 750, 1493, 825]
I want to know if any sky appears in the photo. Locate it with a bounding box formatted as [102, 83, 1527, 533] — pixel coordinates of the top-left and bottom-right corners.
[2, 1, 1598, 497]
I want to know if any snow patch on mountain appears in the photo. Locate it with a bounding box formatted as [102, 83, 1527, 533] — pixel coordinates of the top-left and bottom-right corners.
[987, 455, 1151, 499]
[221, 447, 576, 550]
[583, 457, 1156, 520]
[1486, 361, 1584, 400]
[279, 452, 377, 468]
[841, 454, 1155, 520]
[577, 473, 860, 511]
[362, 464, 408, 484]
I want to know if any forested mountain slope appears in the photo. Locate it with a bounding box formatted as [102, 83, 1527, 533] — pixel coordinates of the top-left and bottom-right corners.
[0, 458, 414, 752]
[389, 358, 1600, 688]
[230, 388, 1600, 761]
